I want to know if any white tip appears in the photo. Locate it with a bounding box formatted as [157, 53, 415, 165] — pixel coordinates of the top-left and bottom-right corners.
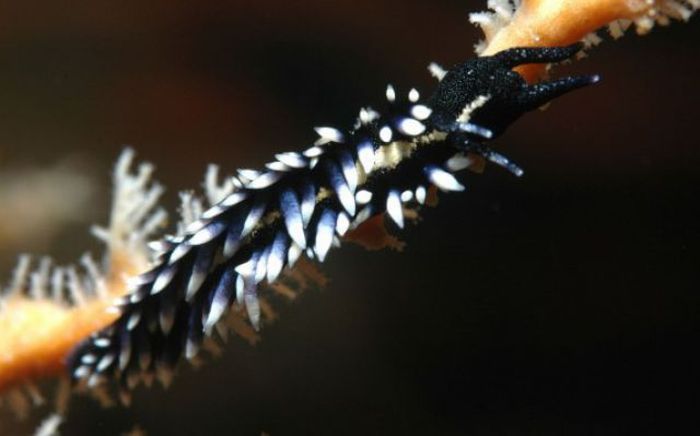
[81, 354, 97, 365]
[275, 152, 307, 169]
[96, 353, 115, 373]
[205, 297, 227, 332]
[379, 126, 393, 143]
[336, 212, 350, 236]
[357, 141, 376, 174]
[281, 189, 307, 248]
[426, 166, 465, 192]
[340, 155, 358, 192]
[397, 118, 426, 136]
[337, 183, 356, 216]
[385, 84, 396, 102]
[220, 192, 248, 207]
[148, 240, 170, 253]
[408, 88, 420, 102]
[246, 171, 282, 189]
[231, 177, 244, 189]
[234, 258, 256, 277]
[411, 104, 433, 120]
[152, 265, 177, 294]
[189, 221, 226, 245]
[185, 269, 207, 302]
[314, 210, 336, 262]
[265, 161, 288, 172]
[185, 338, 200, 360]
[127, 311, 142, 331]
[244, 290, 261, 331]
[73, 366, 91, 379]
[118, 340, 132, 370]
[184, 218, 207, 235]
[355, 189, 373, 205]
[235, 274, 245, 306]
[287, 243, 303, 267]
[287, 219, 306, 249]
[400, 190, 413, 203]
[201, 205, 225, 220]
[266, 250, 285, 284]
[428, 62, 447, 81]
[386, 190, 404, 229]
[415, 185, 427, 205]
[242, 202, 266, 236]
[237, 169, 260, 183]
[358, 107, 380, 125]
[254, 249, 269, 284]
[301, 186, 316, 227]
[446, 154, 473, 172]
[314, 126, 345, 144]
[168, 243, 192, 263]
[303, 146, 324, 158]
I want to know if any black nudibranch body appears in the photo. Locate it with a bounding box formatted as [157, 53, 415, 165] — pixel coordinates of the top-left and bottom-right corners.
[428, 43, 599, 136]
[67, 44, 598, 396]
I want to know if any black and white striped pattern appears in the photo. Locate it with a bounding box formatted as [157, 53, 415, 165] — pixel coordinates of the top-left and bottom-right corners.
[67, 43, 599, 396]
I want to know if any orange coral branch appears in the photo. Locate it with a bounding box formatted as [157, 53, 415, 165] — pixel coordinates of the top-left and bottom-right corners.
[0, 254, 142, 392]
[475, 0, 698, 81]
[0, 290, 119, 392]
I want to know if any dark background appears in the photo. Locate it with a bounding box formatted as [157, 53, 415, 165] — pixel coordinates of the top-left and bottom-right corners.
[1, 1, 698, 434]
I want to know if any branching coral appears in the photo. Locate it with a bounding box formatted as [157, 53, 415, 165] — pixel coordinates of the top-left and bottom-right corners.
[0, 0, 696, 431]
[0, 150, 162, 416]
[472, 0, 698, 80]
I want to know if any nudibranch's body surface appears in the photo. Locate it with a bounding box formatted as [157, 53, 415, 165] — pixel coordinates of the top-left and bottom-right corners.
[66, 44, 598, 397]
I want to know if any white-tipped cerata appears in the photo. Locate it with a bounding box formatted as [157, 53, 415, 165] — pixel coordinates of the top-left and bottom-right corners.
[168, 242, 192, 264]
[410, 104, 432, 120]
[242, 200, 266, 237]
[355, 189, 373, 205]
[287, 242, 303, 268]
[265, 161, 288, 172]
[275, 152, 307, 169]
[329, 166, 356, 216]
[336, 212, 350, 236]
[314, 126, 345, 144]
[339, 151, 358, 192]
[385, 84, 396, 102]
[379, 126, 393, 143]
[425, 166, 465, 192]
[386, 190, 404, 229]
[237, 169, 260, 183]
[220, 192, 248, 207]
[314, 209, 337, 262]
[266, 231, 288, 283]
[415, 185, 427, 205]
[280, 188, 307, 248]
[303, 146, 324, 158]
[397, 118, 426, 136]
[428, 62, 447, 81]
[446, 154, 473, 172]
[357, 140, 375, 174]
[151, 265, 177, 294]
[189, 221, 226, 246]
[300, 180, 316, 227]
[247, 171, 282, 189]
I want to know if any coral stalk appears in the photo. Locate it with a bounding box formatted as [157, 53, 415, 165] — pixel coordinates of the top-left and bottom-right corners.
[473, 0, 699, 81]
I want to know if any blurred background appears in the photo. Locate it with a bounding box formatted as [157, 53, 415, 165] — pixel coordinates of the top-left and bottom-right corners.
[1, 0, 698, 434]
